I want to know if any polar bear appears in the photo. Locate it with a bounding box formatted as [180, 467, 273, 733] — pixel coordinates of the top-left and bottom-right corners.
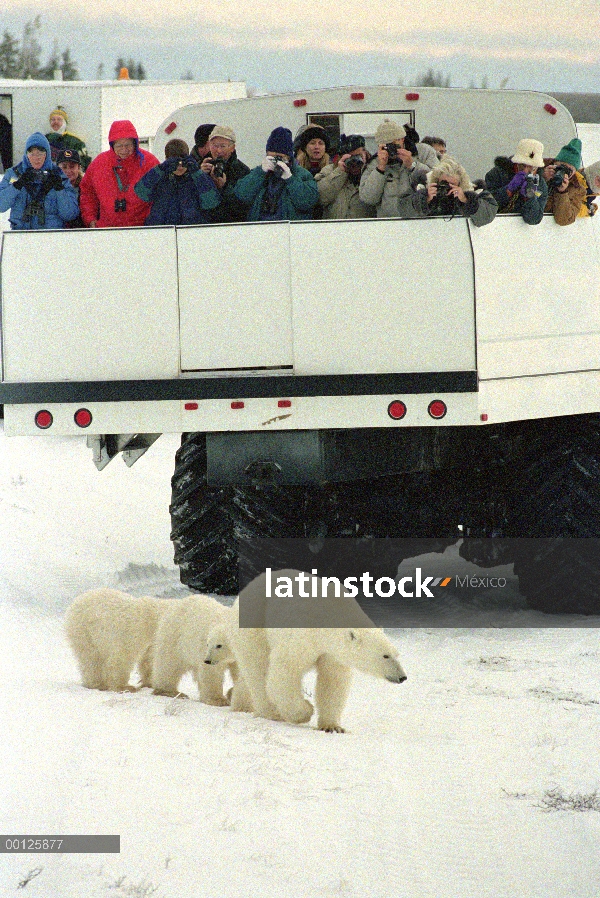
[205, 598, 280, 720]
[264, 626, 407, 732]
[205, 570, 407, 731]
[65, 589, 173, 692]
[151, 594, 242, 706]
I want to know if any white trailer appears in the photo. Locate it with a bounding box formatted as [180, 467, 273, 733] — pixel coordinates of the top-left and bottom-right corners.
[0, 77, 247, 167]
[153, 85, 578, 179]
[1, 86, 598, 615]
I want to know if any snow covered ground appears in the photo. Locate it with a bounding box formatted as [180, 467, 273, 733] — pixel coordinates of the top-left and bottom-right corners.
[1, 429, 599, 898]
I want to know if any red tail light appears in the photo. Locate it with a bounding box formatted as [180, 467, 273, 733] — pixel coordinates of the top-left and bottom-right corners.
[387, 400, 407, 420]
[74, 408, 92, 428]
[428, 400, 447, 419]
[35, 410, 53, 429]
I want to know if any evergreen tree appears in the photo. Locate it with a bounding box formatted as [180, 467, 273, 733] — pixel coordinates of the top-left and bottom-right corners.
[38, 38, 60, 80]
[115, 57, 147, 80]
[416, 68, 451, 88]
[60, 47, 78, 80]
[18, 16, 42, 79]
[0, 30, 20, 78]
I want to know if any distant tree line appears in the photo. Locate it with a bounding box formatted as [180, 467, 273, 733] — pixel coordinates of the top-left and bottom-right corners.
[0, 17, 150, 81]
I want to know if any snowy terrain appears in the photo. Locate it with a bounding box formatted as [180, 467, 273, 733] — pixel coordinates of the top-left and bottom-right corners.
[1, 430, 600, 898]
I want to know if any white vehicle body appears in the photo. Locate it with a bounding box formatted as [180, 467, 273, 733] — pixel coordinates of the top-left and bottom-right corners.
[2, 86, 600, 613]
[2, 211, 600, 437]
[1, 86, 598, 441]
[0, 78, 247, 164]
[153, 85, 578, 177]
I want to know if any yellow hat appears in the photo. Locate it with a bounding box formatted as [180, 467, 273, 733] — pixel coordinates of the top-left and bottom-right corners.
[49, 106, 68, 123]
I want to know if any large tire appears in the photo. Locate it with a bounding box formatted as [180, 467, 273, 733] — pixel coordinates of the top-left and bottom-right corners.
[170, 433, 238, 595]
[170, 434, 459, 595]
[507, 415, 600, 614]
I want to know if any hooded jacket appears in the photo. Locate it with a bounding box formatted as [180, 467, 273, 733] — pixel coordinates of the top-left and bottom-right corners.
[0, 132, 79, 230]
[79, 121, 159, 227]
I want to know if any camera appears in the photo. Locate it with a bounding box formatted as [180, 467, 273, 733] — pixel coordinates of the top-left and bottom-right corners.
[524, 173, 540, 198]
[344, 155, 365, 175]
[548, 164, 570, 191]
[385, 143, 401, 165]
[430, 180, 459, 216]
[434, 181, 451, 200]
[267, 157, 285, 179]
[211, 158, 226, 179]
[114, 198, 127, 212]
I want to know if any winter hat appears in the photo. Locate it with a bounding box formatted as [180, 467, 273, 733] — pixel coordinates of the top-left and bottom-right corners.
[266, 127, 293, 158]
[297, 124, 330, 153]
[584, 160, 600, 193]
[339, 134, 365, 154]
[165, 138, 190, 158]
[49, 106, 68, 124]
[556, 138, 582, 169]
[57, 148, 81, 164]
[374, 119, 406, 145]
[194, 123, 216, 148]
[511, 138, 544, 168]
[209, 125, 236, 143]
[23, 132, 52, 169]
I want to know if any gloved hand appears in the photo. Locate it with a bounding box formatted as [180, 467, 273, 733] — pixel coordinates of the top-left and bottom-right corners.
[159, 158, 181, 175]
[261, 156, 277, 173]
[277, 160, 292, 180]
[183, 155, 199, 173]
[44, 170, 64, 191]
[506, 172, 527, 195]
[12, 168, 37, 190]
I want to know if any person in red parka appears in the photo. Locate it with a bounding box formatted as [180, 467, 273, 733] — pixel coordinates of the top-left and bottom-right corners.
[79, 120, 159, 227]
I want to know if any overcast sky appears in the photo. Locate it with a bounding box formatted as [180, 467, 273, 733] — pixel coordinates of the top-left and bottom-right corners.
[3, 0, 600, 93]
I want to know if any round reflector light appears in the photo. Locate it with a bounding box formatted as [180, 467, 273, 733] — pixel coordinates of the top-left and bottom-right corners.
[74, 408, 92, 428]
[428, 400, 447, 419]
[387, 400, 407, 420]
[35, 410, 53, 429]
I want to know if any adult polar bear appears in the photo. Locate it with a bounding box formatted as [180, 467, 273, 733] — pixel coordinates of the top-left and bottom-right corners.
[65, 588, 173, 691]
[205, 569, 407, 732]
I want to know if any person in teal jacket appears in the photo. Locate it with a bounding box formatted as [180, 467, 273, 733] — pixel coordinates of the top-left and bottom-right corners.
[234, 127, 318, 221]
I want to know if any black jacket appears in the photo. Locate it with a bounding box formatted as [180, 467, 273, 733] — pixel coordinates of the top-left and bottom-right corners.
[208, 151, 251, 223]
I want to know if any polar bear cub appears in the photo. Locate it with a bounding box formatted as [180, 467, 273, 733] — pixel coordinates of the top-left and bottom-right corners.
[265, 626, 407, 732]
[65, 588, 172, 692]
[151, 594, 240, 706]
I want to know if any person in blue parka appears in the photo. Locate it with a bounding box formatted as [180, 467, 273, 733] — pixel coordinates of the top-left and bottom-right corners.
[134, 138, 220, 226]
[0, 132, 79, 230]
[234, 127, 318, 222]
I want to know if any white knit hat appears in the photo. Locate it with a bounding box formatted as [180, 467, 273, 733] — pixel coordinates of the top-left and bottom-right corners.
[511, 138, 544, 168]
[583, 159, 600, 193]
[375, 119, 406, 145]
